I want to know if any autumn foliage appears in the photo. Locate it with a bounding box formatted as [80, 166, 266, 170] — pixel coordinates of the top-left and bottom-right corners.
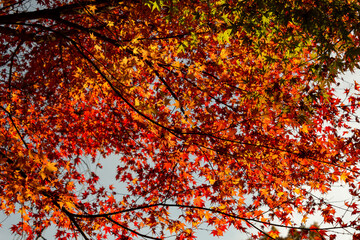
[1, 0, 360, 239]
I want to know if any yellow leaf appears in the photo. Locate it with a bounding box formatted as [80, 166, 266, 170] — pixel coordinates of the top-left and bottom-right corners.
[88, 5, 96, 13]
[302, 124, 309, 133]
[277, 191, 285, 198]
[302, 214, 308, 224]
[90, 33, 96, 40]
[217, 205, 226, 210]
[57, 201, 64, 209]
[39, 171, 46, 180]
[174, 100, 181, 109]
[133, 47, 140, 54]
[340, 172, 348, 182]
[65, 201, 75, 210]
[107, 21, 114, 27]
[208, 177, 216, 185]
[269, 231, 279, 238]
[220, 49, 228, 59]
[204, 211, 212, 221]
[44, 205, 52, 212]
[94, 44, 101, 51]
[45, 162, 57, 173]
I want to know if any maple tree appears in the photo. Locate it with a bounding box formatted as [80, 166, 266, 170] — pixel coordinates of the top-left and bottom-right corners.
[1, 0, 360, 239]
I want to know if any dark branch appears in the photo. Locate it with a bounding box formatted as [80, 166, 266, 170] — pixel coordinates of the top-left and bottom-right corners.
[105, 216, 161, 240]
[0, 0, 115, 24]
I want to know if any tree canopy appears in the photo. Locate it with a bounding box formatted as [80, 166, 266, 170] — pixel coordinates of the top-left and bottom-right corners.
[1, 0, 360, 239]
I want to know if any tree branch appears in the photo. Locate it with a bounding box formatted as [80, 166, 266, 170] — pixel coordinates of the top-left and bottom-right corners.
[0, 0, 115, 24]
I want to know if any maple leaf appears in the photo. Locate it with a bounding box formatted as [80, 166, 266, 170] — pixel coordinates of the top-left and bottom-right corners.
[88, 5, 97, 14]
